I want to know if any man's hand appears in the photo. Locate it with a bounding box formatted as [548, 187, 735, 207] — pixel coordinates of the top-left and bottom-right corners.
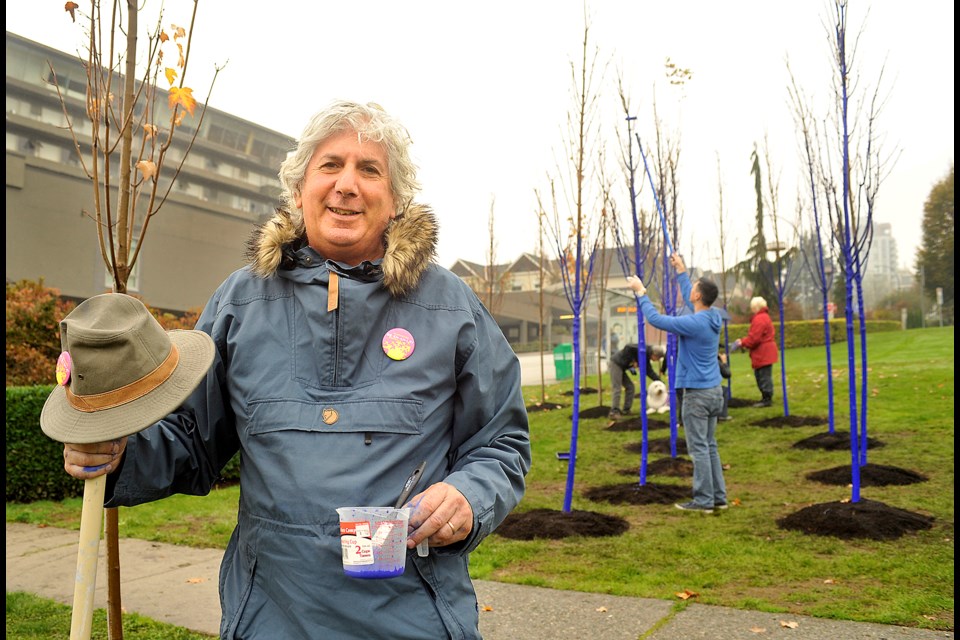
[626, 275, 646, 297]
[669, 253, 686, 274]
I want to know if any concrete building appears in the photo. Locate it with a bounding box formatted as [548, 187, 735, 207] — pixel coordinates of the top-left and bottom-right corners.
[6, 31, 294, 312]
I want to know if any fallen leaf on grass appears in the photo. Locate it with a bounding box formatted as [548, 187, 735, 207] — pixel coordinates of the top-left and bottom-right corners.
[823, 578, 835, 584]
[779, 620, 799, 629]
[749, 627, 766, 634]
[675, 589, 699, 600]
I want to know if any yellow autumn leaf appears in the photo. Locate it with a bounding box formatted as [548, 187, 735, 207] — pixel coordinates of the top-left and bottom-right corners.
[64, 2, 79, 22]
[165, 67, 178, 86]
[168, 86, 196, 116]
[171, 24, 186, 40]
[173, 111, 186, 127]
[159, 31, 169, 44]
[135, 160, 157, 180]
[674, 589, 699, 600]
[185, 577, 205, 584]
[779, 620, 799, 629]
[595, 606, 607, 613]
[177, 43, 185, 68]
[142, 124, 158, 139]
[749, 628, 766, 634]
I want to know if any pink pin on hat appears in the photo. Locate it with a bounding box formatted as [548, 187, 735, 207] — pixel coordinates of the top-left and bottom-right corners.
[56, 351, 72, 386]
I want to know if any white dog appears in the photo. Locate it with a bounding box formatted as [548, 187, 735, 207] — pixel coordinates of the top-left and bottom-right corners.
[646, 380, 670, 414]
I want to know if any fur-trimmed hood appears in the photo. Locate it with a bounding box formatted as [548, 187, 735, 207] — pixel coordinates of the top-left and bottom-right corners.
[245, 204, 438, 297]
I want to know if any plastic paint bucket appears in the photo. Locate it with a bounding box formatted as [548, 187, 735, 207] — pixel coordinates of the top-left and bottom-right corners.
[336, 506, 411, 579]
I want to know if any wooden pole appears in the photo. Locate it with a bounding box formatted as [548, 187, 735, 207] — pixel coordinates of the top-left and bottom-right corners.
[70, 474, 107, 640]
[105, 507, 123, 638]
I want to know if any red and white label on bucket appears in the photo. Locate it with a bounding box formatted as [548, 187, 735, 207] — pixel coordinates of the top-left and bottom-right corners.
[340, 520, 374, 565]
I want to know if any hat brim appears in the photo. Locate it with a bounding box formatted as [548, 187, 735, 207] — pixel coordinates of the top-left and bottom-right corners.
[40, 329, 215, 444]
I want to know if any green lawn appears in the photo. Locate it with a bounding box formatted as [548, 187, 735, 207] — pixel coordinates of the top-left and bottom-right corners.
[7, 325, 954, 633]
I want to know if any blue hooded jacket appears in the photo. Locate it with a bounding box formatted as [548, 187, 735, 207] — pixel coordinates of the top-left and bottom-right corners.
[637, 272, 723, 389]
[105, 205, 531, 639]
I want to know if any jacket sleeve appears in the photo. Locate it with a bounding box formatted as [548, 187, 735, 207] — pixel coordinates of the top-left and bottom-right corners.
[645, 357, 661, 382]
[442, 299, 532, 555]
[739, 312, 768, 350]
[106, 288, 240, 507]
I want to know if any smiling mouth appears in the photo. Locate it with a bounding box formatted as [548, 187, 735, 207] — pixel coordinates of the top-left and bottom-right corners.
[328, 206, 361, 216]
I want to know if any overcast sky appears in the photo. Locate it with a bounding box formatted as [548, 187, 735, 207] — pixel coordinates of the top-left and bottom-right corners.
[7, 1, 954, 272]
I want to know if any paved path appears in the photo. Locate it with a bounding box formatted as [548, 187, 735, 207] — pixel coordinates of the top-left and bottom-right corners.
[6, 523, 953, 639]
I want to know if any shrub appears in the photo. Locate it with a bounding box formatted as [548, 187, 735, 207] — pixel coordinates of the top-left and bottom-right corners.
[5, 385, 84, 502]
[5, 280, 76, 387]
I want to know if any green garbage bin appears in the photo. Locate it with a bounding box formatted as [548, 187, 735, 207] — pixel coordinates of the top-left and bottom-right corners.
[553, 343, 573, 380]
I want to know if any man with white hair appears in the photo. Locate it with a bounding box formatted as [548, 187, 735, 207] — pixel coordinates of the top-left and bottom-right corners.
[607, 342, 666, 419]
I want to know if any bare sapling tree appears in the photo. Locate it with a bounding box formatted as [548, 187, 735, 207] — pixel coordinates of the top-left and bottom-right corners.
[788, 64, 840, 435]
[593, 168, 616, 407]
[53, 2, 221, 637]
[820, 0, 898, 499]
[714, 153, 735, 407]
[759, 137, 802, 416]
[611, 78, 661, 485]
[483, 196, 507, 315]
[637, 70, 688, 458]
[540, 13, 608, 513]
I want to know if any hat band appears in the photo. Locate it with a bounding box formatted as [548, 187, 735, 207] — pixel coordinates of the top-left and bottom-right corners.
[65, 345, 180, 413]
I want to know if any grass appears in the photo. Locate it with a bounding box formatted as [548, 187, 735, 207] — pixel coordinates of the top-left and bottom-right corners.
[5, 591, 214, 639]
[6, 326, 954, 634]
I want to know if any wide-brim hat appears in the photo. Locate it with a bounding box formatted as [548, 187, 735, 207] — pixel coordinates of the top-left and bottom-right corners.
[40, 293, 215, 444]
[647, 381, 668, 410]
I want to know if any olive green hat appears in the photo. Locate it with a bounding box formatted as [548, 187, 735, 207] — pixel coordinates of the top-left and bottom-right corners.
[40, 293, 214, 444]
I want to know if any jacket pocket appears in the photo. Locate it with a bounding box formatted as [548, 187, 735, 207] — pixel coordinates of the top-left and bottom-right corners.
[246, 398, 423, 436]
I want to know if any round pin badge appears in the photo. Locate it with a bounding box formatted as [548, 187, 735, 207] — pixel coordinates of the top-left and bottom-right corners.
[56, 351, 72, 386]
[382, 328, 415, 361]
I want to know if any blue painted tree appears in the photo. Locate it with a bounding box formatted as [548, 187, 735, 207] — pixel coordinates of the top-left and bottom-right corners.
[538, 16, 607, 514]
[609, 87, 660, 485]
[818, 0, 897, 500]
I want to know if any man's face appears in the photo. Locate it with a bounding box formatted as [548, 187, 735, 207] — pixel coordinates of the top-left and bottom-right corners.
[296, 128, 396, 265]
[689, 282, 702, 306]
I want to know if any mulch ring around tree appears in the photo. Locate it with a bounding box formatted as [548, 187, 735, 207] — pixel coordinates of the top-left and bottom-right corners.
[617, 456, 693, 477]
[605, 416, 672, 432]
[579, 405, 612, 419]
[495, 508, 630, 540]
[562, 387, 597, 396]
[625, 438, 688, 455]
[805, 463, 928, 486]
[525, 401, 566, 413]
[792, 431, 886, 450]
[776, 498, 934, 540]
[582, 482, 690, 506]
[749, 415, 827, 428]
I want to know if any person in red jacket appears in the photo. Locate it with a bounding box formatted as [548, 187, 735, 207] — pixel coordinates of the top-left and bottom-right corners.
[734, 296, 778, 407]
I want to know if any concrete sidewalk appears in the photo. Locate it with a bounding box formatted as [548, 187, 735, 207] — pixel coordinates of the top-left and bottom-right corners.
[6, 522, 952, 640]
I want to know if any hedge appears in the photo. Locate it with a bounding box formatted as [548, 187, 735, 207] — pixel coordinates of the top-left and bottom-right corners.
[5, 385, 240, 503]
[723, 319, 901, 349]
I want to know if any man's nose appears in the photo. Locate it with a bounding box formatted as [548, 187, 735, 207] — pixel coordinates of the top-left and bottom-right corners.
[335, 166, 359, 196]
